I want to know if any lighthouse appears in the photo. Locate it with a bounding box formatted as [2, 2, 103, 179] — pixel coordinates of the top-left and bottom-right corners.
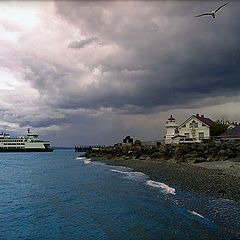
[165, 115, 178, 144]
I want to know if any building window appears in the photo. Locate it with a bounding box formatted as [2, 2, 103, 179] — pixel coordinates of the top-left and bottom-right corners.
[185, 133, 190, 138]
[202, 123, 206, 127]
[199, 132, 204, 140]
[182, 124, 186, 128]
[190, 120, 198, 129]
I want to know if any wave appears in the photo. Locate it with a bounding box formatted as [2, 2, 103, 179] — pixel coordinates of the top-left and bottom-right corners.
[83, 159, 91, 165]
[75, 157, 86, 160]
[75, 156, 91, 165]
[110, 169, 176, 195]
[146, 180, 176, 195]
[110, 169, 148, 182]
[188, 210, 205, 219]
[93, 161, 106, 166]
[110, 169, 127, 174]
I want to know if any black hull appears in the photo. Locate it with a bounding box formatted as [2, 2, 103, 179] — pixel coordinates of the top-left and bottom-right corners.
[0, 148, 54, 152]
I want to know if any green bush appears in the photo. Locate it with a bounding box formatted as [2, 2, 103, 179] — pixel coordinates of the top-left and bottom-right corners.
[210, 120, 229, 136]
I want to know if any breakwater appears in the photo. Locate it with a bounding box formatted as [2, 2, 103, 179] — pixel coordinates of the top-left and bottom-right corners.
[86, 142, 240, 163]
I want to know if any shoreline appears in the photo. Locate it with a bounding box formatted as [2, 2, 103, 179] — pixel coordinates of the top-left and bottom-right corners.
[91, 157, 240, 203]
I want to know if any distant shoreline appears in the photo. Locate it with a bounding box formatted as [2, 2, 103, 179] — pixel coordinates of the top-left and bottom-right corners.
[90, 157, 240, 203]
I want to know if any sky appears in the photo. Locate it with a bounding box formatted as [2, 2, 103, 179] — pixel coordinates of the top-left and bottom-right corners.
[0, 1, 240, 147]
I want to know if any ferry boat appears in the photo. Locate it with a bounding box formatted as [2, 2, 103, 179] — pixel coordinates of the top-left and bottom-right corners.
[0, 129, 54, 152]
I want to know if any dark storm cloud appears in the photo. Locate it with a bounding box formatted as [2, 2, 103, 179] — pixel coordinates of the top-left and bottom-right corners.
[18, 117, 66, 128]
[4, 0, 240, 145]
[68, 37, 99, 49]
[51, 1, 240, 114]
[21, 57, 87, 105]
[7, 1, 238, 119]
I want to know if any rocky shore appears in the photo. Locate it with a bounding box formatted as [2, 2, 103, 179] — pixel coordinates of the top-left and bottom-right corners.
[86, 143, 240, 202]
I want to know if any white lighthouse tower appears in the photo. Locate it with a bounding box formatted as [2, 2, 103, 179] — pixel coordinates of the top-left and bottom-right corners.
[165, 115, 178, 144]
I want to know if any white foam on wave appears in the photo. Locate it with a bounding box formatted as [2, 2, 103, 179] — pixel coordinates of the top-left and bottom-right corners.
[83, 159, 91, 165]
[110, 169, 127, 174]
[93, 161, 106, 166]
[146, 180, 176, 195]
[110, 169, 148, 181]
[75, 157, 86, 160]
[116, 166, 133, 171]
[75, 156, 91, 165]
[110, 169, 176, 195]
[188, 210, 205, 219]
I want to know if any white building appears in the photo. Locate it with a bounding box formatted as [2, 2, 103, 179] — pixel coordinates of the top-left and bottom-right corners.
[165, 115, 179, 144]
[165, 114, 214, 144]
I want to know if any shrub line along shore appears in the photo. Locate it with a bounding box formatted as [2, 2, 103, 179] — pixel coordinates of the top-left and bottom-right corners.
[86, 143, 240, 203]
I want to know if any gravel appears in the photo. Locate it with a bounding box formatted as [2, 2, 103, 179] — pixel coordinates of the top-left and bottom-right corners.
[92, 157, 240, 203]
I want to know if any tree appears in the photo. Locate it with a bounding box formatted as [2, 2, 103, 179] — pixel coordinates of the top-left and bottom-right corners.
[134, 139, 142, 146]
[210, 120, 229, 136]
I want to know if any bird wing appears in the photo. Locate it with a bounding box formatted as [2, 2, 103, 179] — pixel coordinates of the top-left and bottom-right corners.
[195, 13, 212, 17]
[215, 2, 229, 13]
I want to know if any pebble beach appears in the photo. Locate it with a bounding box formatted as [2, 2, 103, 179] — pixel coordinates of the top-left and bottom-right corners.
[91, 157, 240, 203]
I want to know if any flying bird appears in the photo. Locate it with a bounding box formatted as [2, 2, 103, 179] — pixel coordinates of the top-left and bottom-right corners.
[195, 2, 229, 18]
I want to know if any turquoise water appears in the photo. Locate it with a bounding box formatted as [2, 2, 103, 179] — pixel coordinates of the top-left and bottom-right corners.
[0, 150, 239, 239]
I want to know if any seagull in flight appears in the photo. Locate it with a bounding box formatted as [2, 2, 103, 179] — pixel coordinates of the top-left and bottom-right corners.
[195, 2, 229, 18]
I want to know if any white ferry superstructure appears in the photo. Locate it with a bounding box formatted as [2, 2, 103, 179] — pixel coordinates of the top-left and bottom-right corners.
[0, 129, 54, 152]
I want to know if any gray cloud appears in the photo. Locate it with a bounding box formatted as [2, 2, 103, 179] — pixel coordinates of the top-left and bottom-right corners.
[1, 1, 240, 146]
[68, 37, 99, 49]
[54, 1, 240, 113]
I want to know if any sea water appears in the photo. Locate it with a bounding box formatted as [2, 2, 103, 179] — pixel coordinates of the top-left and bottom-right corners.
[0, 150, 239, 240]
